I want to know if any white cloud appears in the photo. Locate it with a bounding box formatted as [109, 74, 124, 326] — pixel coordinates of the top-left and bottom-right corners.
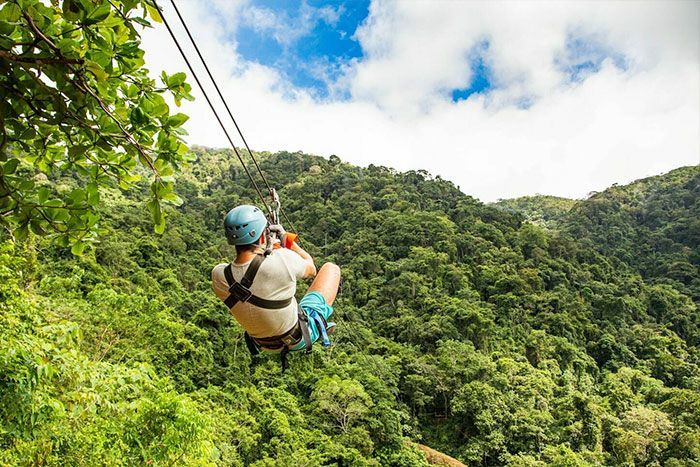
[141, 0, 699, 202]
[241, 2, 343, 48]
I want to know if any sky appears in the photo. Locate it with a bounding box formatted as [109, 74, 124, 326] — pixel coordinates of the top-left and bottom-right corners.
[141, 0, 700, 202]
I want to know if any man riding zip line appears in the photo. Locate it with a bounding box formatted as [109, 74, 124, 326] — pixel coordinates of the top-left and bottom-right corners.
[211, 204, 340, 368]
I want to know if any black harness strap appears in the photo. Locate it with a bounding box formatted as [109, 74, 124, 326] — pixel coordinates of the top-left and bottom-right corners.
[244, 332, 260, 356]
[223, 255, 293, 309]
[240, 253, 264, 287]
[243, 309, 314, 373]
[297, 310, 313, 354]
[249, 310, 312, 349]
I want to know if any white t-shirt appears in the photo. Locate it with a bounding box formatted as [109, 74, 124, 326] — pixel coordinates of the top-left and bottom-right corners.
[211, 248, 308, 338]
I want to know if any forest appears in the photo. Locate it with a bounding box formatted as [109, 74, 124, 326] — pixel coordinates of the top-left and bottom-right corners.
[1, 1, 699, 465]
[2, 145, 699, 465]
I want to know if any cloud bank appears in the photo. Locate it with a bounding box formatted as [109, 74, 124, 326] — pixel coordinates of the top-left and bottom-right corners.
[142, 0, 699, 201]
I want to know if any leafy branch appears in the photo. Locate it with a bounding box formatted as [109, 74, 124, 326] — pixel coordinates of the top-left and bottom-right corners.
[0, 0, 194, 249]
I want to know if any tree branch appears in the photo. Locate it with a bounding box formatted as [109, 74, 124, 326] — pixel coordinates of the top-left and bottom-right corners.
[74, 77, 158, 173]
[21, 11, 62, 54]
[0, 50, 84, 66]
[17, 66, 135, 150]
[3, 79, 47, 118]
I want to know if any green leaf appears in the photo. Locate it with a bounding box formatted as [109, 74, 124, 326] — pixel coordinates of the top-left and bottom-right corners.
[15, 223, 29, 241]
[118, 41, 142, 59]
[87, 212, 100, 227]
[167, 113, 189, 128]
[84, 3, 111, 25]
[0, 20, 16, 37]
[18, 180, 35, 191]
[62, 0, 83, 20]
[57, 38, 81, 58]
[167, 72, 187, 87]
[158, 164, 174, 177]
[145, 2, 163, 23]
[154, 216, 166, 234]
[85, 60, 109, 81]
[29, 219, 46, 235]
[130, 106, 148, 126]
[54, 209, 70, 222]
[38, 187, 50, 204]
[147, 93, 169, 117]
[45, 199, 63, 208]
[147, 197, 166, 234]
[125, 84, 139, 99]
[68, 188, 86, 203]
[131, 16, 150, 27]
[146, 197, 161, 218]
[86, 183, 100, 206]
[90, 49, 113, 68]
[0, 3, 21, 22]
[68, 145, 90, 159]
[1, 158, 19, 175]
[162, 192, 183, 206]
[71, 241, 86, 255]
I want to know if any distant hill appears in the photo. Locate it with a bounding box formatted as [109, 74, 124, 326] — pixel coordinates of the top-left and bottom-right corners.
[492, 195, 578, 229]
[493, 167, 699, 303]
[563, 166, 700, 302]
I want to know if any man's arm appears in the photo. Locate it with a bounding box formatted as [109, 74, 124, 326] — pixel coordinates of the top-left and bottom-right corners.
[269, 223, 317, 278]
[290, 241, 317, 278]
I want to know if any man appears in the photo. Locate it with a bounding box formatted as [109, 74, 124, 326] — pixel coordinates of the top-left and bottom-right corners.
[211, 204, 340, 366]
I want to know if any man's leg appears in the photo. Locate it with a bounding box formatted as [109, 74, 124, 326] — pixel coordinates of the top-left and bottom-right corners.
[307, 263, 341, 305]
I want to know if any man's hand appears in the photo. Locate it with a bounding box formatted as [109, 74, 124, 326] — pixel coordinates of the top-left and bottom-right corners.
[269, 224, 287, 246]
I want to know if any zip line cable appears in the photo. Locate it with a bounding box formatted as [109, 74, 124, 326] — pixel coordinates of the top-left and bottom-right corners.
[154, 0, 301, 239]
[168, 0, 273, 199]
[151, 0, 272, 217]
[165, 0, 301, 239]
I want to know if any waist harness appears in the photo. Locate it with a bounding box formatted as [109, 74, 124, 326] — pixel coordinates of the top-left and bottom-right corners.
[222, 254, 324, 372]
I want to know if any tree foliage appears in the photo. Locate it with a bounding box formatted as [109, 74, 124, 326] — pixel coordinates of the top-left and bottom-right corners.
[0, 0, 193, 251]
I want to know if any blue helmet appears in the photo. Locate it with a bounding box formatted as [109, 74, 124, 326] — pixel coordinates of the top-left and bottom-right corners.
[224, 205, 268, 245]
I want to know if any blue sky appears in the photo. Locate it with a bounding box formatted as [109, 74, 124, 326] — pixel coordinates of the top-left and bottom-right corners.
[557, 33, 629, 82]
[235, 0, 501, 101]
[452, 41, 493, 102]
[236, 0, 370, 98]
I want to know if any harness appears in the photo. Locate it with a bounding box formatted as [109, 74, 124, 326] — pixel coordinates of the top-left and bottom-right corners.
[223, 254, 292, 309]
[222, 254, 329, 372]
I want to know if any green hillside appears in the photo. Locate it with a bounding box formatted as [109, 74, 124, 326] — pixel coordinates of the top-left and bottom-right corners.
[563, 167, 700, 304]
[492, 195, 578, 229]
[2, 148, 698, 466]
